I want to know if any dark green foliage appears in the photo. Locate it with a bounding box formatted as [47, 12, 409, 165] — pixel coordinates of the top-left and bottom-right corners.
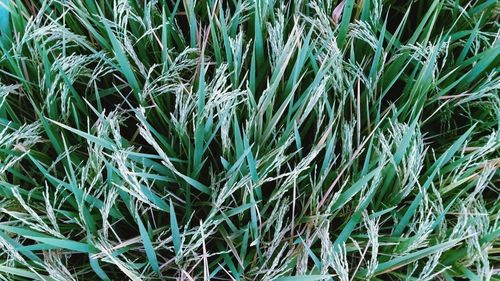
[0, 0, 498, 280]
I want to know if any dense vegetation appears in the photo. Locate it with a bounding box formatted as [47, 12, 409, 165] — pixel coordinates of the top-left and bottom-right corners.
[0, 0, 499, 280]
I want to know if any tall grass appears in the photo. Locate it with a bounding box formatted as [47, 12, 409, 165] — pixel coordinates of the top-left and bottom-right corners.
[0, 0, 498, 280]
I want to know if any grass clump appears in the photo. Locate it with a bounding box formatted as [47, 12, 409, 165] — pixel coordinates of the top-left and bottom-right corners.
[0, 0, 499, 280]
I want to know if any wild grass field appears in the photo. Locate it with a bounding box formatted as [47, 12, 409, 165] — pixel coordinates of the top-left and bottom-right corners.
[0, 0, 499, 280]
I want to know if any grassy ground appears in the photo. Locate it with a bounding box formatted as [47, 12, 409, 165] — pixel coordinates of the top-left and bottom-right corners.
[0, 0, 499, 280]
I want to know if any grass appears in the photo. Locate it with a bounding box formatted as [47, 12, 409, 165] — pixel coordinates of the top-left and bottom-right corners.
[0, 0, 499, 280]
